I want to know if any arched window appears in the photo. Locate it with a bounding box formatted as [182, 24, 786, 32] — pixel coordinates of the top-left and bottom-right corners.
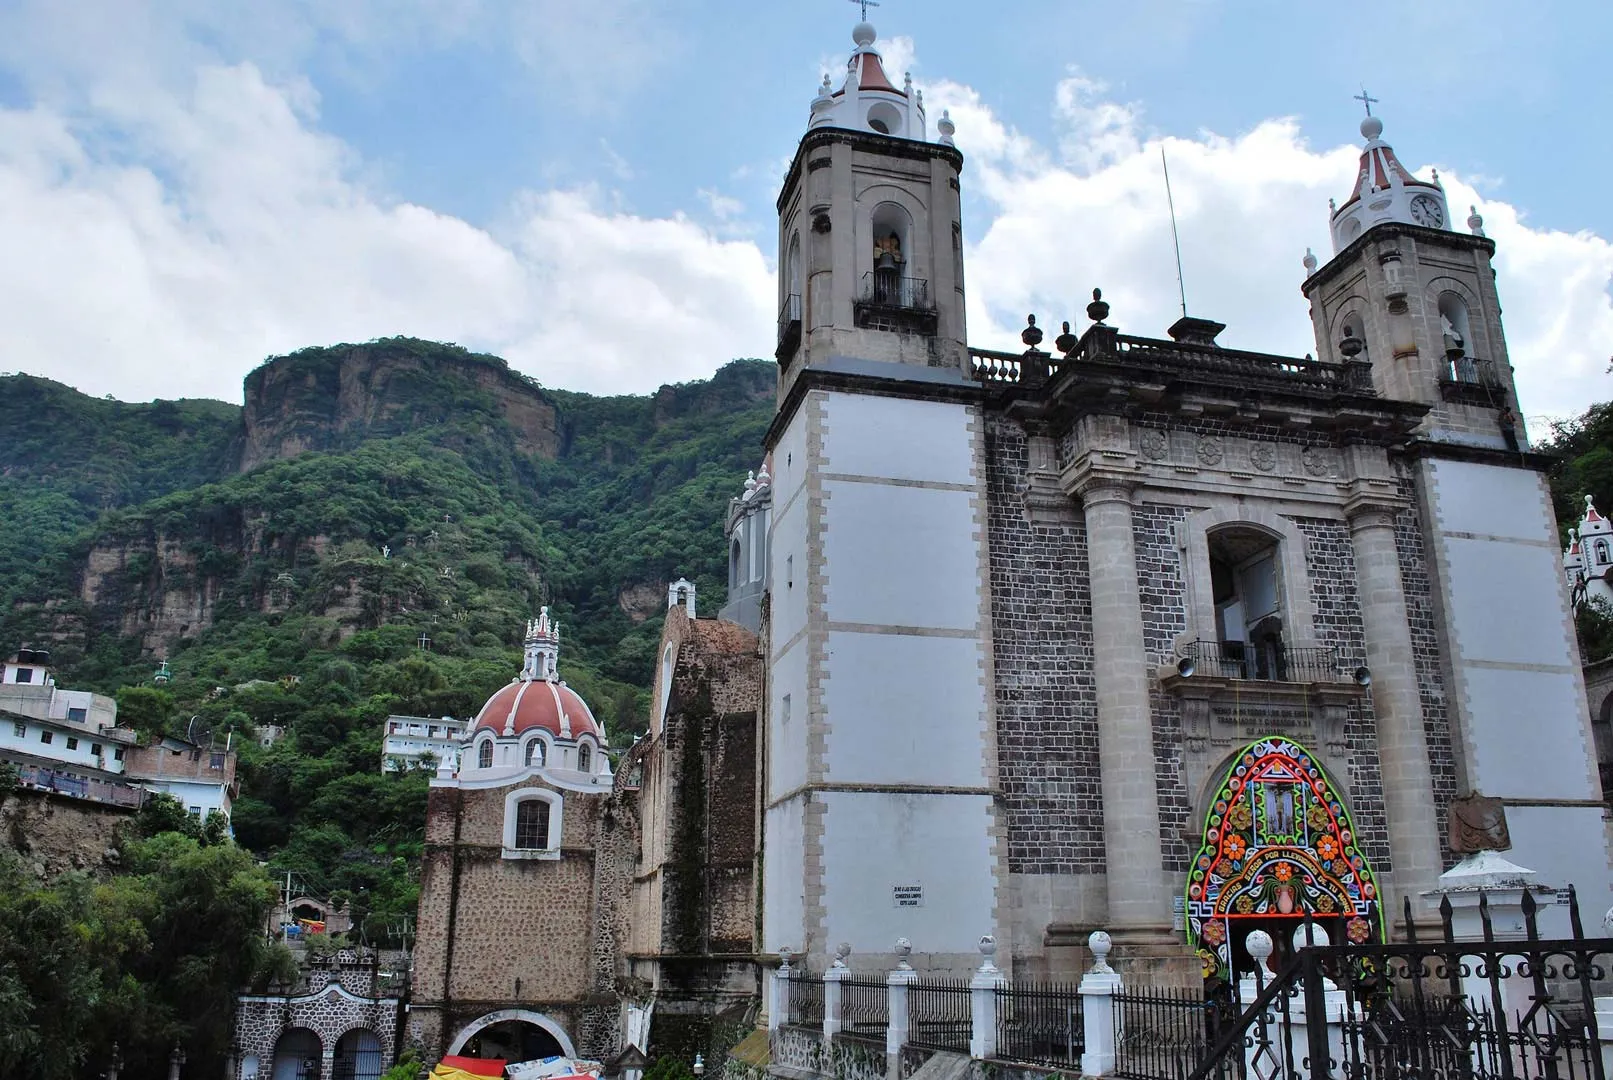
[578, 743, 593, 773]
[1438, 292, 1477, 382]
[869, 201, 914, 306]
[525, 740, 545, 767]
[477, 740, 493, 769]
[866, 100, 903, 136]
[1597, 540, 1610, 566]
[787, 232, 802, 298]
[1207, 526, 1285, 679]
[514, 799, 551, 850]
[730, 538, 743, 590]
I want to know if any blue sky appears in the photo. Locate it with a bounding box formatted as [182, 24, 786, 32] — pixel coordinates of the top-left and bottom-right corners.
[1, 0, 1609, 425]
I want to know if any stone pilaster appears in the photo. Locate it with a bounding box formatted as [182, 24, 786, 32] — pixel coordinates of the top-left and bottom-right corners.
[1345, 497, 1445, 919]
[1077, 478, 1169, 938]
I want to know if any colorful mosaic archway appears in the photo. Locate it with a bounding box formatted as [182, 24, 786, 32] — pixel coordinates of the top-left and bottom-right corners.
[1186, 736, 1382, 979]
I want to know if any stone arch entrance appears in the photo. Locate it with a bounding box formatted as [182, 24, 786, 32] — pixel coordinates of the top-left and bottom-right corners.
[332, 1028, 383, 1080]
[1185, 735, 1382, 983]
[447, 1009, 574, 1061]
[270, 1028, 321, 1080]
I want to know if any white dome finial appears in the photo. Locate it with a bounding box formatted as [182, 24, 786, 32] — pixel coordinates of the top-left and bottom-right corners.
[1303, 247, 1318, 276]
[937, 109, 956, 147]
[852, 21, 876, 48]
[1361, 114, 1384, 142]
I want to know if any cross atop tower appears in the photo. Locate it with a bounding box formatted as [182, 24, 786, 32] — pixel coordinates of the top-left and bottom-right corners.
[1354, 87, 1379, 117]
[848, 0, 880, 21]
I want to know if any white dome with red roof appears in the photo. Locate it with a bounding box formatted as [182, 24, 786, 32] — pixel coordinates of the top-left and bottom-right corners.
[455, 609, 608, 780]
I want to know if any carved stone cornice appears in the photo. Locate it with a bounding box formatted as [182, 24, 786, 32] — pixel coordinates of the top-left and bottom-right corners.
[1342, 485, 1410, 531]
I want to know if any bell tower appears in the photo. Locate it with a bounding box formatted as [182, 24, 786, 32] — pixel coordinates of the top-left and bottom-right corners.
[1302, 110, 1521, 447]
[774, 18, 968, 392]
[763, 16, 1001, 974]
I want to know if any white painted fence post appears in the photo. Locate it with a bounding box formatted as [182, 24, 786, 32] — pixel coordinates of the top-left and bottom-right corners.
[769, 948, 793, 1033]
[969, 934, 1005, 1060]
[886, 938, 916, 1058]
[1079, 931, 1122, 1078]
[825, 944, 851, 1039]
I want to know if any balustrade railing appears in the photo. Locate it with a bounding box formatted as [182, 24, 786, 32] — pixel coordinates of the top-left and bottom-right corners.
[11, 762, 145, 807]
[1442, 354, 1503, 388]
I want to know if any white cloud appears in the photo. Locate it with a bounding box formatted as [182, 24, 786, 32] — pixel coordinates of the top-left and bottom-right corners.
[0, 63, 772, 402]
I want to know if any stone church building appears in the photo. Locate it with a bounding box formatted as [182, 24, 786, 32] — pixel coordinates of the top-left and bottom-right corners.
[403, 12, 1612, 1067]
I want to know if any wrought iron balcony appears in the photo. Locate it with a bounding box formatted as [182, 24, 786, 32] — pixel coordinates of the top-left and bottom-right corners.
[855, 272, 936, 334]
[1438, 354, 1507, 405]
[776, 292, 802, 362]
[1176, 639, 1347, 684]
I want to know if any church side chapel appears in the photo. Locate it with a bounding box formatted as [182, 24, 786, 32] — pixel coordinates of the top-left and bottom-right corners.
[763, 12, 1610, 986]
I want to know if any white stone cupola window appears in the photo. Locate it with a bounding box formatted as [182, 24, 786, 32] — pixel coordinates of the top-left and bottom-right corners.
[503, 788, 562, 859]
[477, 738, 494, 769]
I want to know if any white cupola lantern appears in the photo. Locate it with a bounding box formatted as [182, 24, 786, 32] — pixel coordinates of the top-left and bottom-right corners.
[1329, 109, 1451, 253]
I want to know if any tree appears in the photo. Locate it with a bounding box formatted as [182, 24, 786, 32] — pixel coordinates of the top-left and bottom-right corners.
[115, 686, 174, 739]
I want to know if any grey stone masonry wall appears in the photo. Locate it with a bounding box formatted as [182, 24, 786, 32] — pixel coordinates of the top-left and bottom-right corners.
[1392, 471, 1461, 865]
[1133, 502, 1195, 873]
[984, 415, 1105, 874]
[1292, 517, 1393, 871]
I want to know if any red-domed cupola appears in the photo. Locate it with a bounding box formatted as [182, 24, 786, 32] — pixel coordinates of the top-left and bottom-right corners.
[1329, 107, 1450, 252]
[469, 608, 602, 743]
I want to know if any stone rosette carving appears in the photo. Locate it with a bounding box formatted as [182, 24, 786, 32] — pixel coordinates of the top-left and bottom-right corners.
[1301, 446, 1330, 477]
[1139, 428, 1169, 460]
[1196, 436, 1224, 466]
[1250, 443, 1277, 472]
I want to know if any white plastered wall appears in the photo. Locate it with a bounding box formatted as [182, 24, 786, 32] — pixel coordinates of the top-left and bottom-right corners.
[1423, 457, 1613, 922]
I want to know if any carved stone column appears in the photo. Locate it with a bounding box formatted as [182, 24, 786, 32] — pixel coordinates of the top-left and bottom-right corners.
[1345, 498, 1445, 918]
[1078, 477, 1169, 936]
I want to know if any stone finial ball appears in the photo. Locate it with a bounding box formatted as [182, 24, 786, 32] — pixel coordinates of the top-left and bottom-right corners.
[1602, 906, 1613, 934]
[1245, 930, 1274, 962]
[894, 937, 912, 957]
[978, 934, 997, 958]
[1088, 930, 1112, 958]
[1360, 115, 1383, 142]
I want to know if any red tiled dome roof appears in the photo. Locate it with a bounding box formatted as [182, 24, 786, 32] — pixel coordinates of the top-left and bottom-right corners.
[472, 678, 600, 741]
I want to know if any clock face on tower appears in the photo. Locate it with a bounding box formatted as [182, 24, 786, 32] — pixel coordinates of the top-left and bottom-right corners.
[1409, 194, 1445, 228]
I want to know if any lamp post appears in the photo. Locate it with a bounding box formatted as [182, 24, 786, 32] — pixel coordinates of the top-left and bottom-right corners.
[693, 1055, 704, 1079]
[168, 1046, 186, 1080]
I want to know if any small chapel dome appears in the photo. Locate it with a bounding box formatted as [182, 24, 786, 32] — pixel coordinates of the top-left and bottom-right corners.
[468, 609, 603, 744]
[1328, 108, 1449, 254]
[806, 18, 928, 141]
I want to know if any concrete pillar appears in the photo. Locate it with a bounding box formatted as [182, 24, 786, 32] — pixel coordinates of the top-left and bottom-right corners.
[1078, 932, 1122, 1078]
[1346, 500, 1445, 915]
[885, 939, 916, 1058]
[968, 935, 1005, 1060]
[1079, 479, 1168, 936]
[769, 950, 793, 1033]
[824, 952, 849, 1039]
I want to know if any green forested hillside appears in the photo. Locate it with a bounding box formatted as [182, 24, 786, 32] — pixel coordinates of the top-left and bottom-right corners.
[0, 340, 774, 947]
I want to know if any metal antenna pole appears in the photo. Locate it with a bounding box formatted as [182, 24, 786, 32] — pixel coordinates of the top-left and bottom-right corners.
[1162, 145, 1188, 319]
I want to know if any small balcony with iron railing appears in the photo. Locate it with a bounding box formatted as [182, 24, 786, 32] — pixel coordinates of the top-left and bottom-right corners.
[1160, 639, 1371, 708]
[854, 269, 936, 334]
[776, 293, 802, 362]
[1438, 353, 1507, 405]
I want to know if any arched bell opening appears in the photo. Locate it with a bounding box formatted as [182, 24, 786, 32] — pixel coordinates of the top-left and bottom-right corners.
[1185, 736, 1382, 987]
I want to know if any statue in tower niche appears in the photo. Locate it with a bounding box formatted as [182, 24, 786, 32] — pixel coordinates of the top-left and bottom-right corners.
[1441, 313, 1465, 359]
[873, 231, 904, 270]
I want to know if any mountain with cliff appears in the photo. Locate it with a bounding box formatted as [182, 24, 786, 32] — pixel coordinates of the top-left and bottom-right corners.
[0, 340, 773, 925]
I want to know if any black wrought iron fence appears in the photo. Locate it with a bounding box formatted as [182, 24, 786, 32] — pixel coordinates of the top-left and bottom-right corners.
[1188, 890, 1613, 1080]
[840, 976, 890, 1035]
[907, 978, 972, 1053]
[1113, 985, 1223, 1080]
[995, 979, 1086, 1068]
[788, 972, 826, 1027]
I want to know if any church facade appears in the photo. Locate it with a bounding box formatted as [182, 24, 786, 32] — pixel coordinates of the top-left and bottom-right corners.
[762, 16, 1612, 984]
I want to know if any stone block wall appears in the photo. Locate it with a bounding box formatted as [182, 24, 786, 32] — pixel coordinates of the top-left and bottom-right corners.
[984, 416, 1105, 875]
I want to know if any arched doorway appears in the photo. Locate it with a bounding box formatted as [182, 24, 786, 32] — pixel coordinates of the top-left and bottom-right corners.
[448, 1009, 574, 1062]
[1185, 736, 1382, 984]
[270, 1029, 322, 1080]
[332, 1028, 383, 1080]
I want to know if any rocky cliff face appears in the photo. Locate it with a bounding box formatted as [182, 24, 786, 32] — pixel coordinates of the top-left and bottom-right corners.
[239, 340, 561, 472]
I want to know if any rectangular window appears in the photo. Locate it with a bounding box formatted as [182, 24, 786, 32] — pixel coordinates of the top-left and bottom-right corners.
[14, 668, 32, 684]
[66, 737, 78, 751]
[514, 799, 552, 850]
[91, 743, 102, 757]
[40, 731, 52, 745]
[786, 555, 794, 589]
[210, 753, 225, 769]
[188, 806, 202, 817]
[781, 693, 791, 726]
[67, 707, 87, 723]
[11, 722, 23, 737]
[114, 747, 125, 761]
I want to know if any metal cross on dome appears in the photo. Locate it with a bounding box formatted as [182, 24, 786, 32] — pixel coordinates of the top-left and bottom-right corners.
[1354, 86, 1379, 116]
[848, 0, 880, 20]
